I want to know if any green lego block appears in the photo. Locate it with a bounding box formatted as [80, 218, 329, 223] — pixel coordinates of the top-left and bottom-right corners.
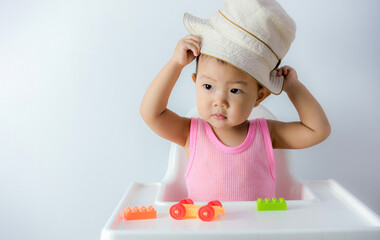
[256, 198, 287, 211]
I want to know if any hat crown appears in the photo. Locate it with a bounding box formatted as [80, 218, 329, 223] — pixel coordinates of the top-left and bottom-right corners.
[221, 0, 296, 59]
[182, 0, 296, 94]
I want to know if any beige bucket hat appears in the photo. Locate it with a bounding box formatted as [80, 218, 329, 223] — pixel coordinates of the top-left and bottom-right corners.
[183, 0, 296, 95]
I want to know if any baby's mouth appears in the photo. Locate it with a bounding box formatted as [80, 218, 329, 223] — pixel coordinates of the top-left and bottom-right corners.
[212, 113, 227, 120]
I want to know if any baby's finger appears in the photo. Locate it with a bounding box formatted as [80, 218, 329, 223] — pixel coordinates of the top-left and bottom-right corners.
[186, 39, 201, 53]
[284, 66, 291, 75]
[282, 65, 293, 75]
[184, 42, 199, 56]
[187, 34, 201, 44]
[276, 68, 282, 76]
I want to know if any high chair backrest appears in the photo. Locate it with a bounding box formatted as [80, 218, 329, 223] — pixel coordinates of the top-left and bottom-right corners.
[160, 105, 301, 202]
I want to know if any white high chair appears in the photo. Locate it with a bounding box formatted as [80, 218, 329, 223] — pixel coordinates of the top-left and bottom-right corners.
[101, 106, 380, 240]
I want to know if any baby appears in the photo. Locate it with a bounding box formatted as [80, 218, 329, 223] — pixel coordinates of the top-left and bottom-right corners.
[140, 0, 330, 201]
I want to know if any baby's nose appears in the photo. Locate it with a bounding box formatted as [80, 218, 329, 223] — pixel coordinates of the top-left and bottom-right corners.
[213, 92, 229, 108]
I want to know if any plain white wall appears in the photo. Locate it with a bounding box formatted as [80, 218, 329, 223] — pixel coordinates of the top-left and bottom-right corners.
[0, 0, 379, 239]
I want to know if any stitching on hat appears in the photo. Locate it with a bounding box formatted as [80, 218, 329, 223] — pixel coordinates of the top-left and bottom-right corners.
[218, 10, 281, 69]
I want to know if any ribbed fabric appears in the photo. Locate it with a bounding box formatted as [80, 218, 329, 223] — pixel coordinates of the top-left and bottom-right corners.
[185, 118, 276, 201]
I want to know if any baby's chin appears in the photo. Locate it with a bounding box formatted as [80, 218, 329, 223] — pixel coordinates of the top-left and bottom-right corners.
[206, 118, 236, 130]
[214, 118, 251, 129]
[199, 112, 248, 129]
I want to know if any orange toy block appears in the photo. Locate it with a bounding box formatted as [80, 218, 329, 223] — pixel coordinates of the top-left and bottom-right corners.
[124, 205, 157, 220]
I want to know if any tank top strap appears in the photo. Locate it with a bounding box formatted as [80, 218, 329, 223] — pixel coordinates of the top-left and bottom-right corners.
[186, 118, 199, 178]
[257, 118, 276, 181]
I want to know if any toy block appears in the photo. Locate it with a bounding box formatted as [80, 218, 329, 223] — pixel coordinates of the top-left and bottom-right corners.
[124, 205, 157, 220]
[257, 198, 287, 211]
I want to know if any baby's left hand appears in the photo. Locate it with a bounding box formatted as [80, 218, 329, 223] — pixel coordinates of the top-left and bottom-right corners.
[275, 66, 299, 93]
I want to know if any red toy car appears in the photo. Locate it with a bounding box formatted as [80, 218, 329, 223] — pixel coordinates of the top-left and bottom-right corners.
[169, 198, 225, 221]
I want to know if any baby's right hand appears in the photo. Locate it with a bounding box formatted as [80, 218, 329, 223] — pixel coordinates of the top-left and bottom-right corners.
[171, 34, 201, 68]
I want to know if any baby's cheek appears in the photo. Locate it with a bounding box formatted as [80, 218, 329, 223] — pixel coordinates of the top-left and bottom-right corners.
[238, 104, 254, 120]
[231, 107, 247, 121]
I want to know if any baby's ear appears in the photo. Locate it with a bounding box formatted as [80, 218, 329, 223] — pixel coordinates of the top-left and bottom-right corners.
[254, 87, 271, 107]
[192, 73, 196, 83]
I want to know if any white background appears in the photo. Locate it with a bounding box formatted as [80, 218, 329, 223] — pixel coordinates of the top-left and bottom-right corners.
[1, 0, 379, 239]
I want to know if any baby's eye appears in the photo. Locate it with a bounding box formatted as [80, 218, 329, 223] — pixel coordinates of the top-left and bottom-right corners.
[230, 88, 243, 94]
[203, 84, 214, 90]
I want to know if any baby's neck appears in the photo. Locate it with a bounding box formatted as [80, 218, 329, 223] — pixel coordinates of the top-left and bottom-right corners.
[210, 120, 250, 147]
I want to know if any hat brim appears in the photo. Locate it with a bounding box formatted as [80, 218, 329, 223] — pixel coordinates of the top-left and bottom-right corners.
[183, 13, 283, 95]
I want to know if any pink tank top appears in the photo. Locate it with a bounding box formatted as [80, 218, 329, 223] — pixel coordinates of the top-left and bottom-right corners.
[185, 118, 276, 201]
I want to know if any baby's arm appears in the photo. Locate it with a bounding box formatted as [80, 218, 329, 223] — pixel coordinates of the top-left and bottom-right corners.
[268, 66, 331, 149]
[140, 35, 201, 147]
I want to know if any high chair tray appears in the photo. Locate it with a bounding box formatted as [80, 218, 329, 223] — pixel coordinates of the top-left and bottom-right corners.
[101, 179, 380, 240]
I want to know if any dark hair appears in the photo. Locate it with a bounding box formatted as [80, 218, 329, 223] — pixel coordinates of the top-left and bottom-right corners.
[195, 54, 262, 90]
[195, 54, 227, 76]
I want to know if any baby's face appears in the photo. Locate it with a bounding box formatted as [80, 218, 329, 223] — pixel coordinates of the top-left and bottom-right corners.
[194, 55, 262, 130]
